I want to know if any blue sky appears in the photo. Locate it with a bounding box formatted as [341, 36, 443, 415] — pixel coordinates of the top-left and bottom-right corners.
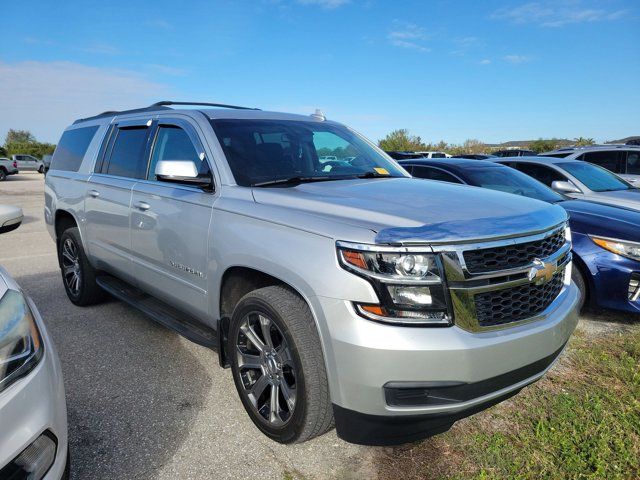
[1, 0, 638, 144]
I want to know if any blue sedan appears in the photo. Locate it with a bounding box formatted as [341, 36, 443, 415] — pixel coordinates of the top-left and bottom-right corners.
[400, 158, 640, 314]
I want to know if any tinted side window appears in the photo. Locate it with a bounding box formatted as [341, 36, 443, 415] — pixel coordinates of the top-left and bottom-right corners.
[148, 126, 208, 181]
[431, 153, 446, 158]
[51, 126, 99, 172]
[412, 166, 462, 183]
[582, 151, 623, 173]
[625, 151, 640, 175]
[516, 163, 566, 187]
[106, 127, 149, 178]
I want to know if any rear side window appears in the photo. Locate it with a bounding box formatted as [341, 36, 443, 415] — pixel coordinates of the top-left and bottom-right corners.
[106, 127, 149, 178]
[50, 126, 99, 172]
[581, 151, 623, 173]
[412, 166, 462, 183]
[515, 163, 566, 187]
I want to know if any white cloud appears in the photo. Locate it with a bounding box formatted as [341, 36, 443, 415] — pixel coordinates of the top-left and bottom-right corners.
[296, 0, 349, 8]
[492, 1, 627, 27]
[0, 61, 173, 143]
[479, 59, 492, 65]
[388, 22, 430, 52]
[503, 54, 531, 64]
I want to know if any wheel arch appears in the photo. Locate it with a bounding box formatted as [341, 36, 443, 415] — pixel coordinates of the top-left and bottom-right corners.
[217, 266, 326, 371]
[571, 252, 594, 307]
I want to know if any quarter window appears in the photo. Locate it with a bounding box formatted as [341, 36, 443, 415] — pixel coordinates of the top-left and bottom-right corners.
[50, 126, 99, 172]
[148, 126, 204, 181]
[106, 127, 149, 179]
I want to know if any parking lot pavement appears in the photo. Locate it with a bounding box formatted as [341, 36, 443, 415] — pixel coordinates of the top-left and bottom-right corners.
[0, 173, 375, 480]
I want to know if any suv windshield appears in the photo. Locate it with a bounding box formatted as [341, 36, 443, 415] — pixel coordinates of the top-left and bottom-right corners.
[465, 166, 564, 203]
[558, 161, 632, 192]
[210, 119, 406, 186]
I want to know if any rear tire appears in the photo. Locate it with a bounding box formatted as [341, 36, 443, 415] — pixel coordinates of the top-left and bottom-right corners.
[38, 165, 44, 174]
[229, 285, 333, 443]
[571, 264, 587, 312]
[58, 227, 105, 306]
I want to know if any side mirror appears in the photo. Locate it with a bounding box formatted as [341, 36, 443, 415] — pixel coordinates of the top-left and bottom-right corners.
[155, 160, 212, 188]
[551, 180, 581, 194]
[0, 205, 23, 234]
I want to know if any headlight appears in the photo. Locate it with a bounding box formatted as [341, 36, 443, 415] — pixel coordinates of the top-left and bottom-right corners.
[590, 236, 640, 262]
[337, 242, 451, 326]
[0, 289, 43, 394]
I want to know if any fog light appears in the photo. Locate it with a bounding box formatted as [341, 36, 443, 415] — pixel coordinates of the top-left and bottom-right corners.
[0, 432, 57, 480]
[388, 285, 433, 305]
[629, 274, 640, 301]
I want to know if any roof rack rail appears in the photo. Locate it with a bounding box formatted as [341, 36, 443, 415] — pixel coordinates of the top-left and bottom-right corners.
[73, 105, 172, 124]
[150, 101, 260, 110]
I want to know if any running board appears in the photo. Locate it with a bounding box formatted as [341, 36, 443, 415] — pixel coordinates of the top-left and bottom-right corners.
[96, 274, 218, 350]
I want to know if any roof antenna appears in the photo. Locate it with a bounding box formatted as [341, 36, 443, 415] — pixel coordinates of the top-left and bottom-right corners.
[311, 109, 326, 121]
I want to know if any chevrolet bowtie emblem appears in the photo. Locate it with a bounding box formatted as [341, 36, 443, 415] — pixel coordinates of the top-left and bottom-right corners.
[528, 258, 556, 285]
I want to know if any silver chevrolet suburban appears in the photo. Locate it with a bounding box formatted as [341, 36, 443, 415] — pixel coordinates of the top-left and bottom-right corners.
[44, 101, 579, 446]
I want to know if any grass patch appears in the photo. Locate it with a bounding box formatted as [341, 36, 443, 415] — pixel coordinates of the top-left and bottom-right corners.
[374, 324, 640, 480]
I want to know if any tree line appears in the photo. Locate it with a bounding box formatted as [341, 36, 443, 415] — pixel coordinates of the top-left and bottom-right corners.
[377, 129, 596, 154]
[0, 129, 56, 159]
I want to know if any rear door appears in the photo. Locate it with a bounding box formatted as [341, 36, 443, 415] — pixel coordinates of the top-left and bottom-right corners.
[16, 155, 34, 170]
[130, 117, 215, 319]
[84, 118, 152, 284]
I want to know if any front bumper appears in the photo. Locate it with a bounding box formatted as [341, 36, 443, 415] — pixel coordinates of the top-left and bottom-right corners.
[0, 297, 68, 479]
[578, 246, 640, 314]
[312, 282, 579, 445]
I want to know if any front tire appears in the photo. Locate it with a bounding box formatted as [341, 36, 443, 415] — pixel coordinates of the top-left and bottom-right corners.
[571, 264, 587, 312]
[0, 169, 6, 181]
[38, 165, 44, 174]
[229, 286, 333, 443]
[58, 227, 105, 306]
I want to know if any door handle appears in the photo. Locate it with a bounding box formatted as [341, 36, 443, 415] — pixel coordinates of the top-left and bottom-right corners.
[88, 189, 100, 198]
[135, 201, 151, 211]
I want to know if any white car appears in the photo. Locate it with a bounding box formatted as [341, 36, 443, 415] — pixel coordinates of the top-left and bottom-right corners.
[541, 145, 640, 184]
[415, 151, 451, 158]
[0, 207, 68, 479]
[11, 155, 45, 174]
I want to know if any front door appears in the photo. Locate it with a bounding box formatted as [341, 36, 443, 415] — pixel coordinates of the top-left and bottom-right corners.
[130, 118, 215, 320]
[84, 119, 152, 285]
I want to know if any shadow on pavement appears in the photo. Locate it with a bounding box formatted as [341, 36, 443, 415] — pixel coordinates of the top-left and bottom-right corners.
[14, 269, 213, 480]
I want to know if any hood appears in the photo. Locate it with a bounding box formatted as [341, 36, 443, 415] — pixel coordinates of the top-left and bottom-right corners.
[252, 178, 567, 244]
[581, 189, 640, 210]
[561, 199, 640, 242]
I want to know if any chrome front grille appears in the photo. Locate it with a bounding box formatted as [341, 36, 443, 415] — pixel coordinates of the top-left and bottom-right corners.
[474, 270, 565, 327]
[436, 224, 571, 332]
[463, 229, 565, 274]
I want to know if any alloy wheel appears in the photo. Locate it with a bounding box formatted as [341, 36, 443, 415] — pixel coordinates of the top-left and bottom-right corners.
[235, 311, 297, 426]
[61, 237, 81, 295]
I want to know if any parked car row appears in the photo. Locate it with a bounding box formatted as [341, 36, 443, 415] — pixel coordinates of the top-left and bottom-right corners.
[0, 154, 48, 181]
[4, 103, 634, 479]
[401, 158, 640, 314]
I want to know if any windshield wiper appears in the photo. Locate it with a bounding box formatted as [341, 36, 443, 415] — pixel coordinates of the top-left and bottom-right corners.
[252, 176, 342, 187]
